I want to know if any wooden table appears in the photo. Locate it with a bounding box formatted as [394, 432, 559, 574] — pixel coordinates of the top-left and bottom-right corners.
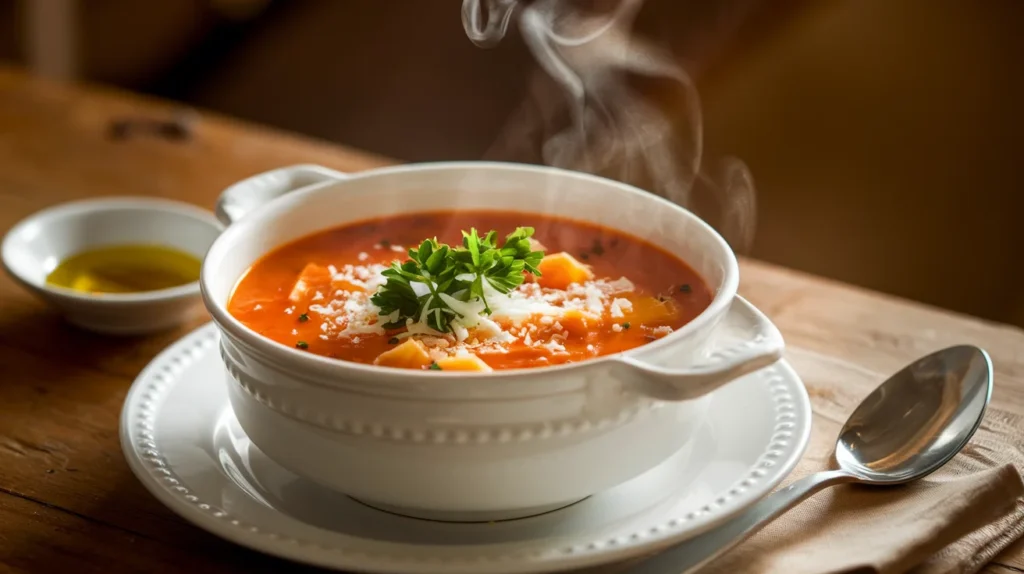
[1, 66, 1023, 574]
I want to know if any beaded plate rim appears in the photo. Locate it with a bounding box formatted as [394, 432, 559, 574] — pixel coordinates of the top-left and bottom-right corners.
[120, 321, 811, 574]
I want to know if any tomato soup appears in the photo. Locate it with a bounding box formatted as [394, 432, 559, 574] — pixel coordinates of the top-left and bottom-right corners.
[227, 211, 713, 371]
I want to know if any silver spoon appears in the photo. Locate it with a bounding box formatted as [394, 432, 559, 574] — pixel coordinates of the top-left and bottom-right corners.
[629, 344, 993, 574]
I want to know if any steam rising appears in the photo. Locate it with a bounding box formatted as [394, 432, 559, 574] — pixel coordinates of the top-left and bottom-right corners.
[462, 0, 757, 253]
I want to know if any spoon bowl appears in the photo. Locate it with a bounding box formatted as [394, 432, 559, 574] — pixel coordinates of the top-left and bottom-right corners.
[835, 344, 993, 484]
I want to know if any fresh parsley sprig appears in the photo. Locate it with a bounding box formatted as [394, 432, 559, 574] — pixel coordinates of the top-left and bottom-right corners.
[371, 237, 458, 332]
[453, 227, 543, 313]
[370, 227, 544, 334]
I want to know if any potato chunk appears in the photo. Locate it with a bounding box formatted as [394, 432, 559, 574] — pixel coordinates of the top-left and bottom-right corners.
[373, 339, 433, 370]
[559, 309, 599, 338]
[288, 263, 332, 302]
[435, 354, 494, 372]
[537, 252, 594, 289]
[628, 296, 681, 326]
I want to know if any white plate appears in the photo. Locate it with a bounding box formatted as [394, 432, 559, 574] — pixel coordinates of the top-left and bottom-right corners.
[120, 323, 811, 574]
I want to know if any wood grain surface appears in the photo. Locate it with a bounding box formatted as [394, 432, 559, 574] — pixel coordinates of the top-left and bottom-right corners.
[1, 66, 1022, 573]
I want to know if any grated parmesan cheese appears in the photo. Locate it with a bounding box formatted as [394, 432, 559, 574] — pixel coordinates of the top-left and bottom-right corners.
[308, 278, 386, 339]
[331, 263, 388, 292]
[610, 297, 632, 318]
[542, 339, 568, 355]
[302, 260, 645, 361]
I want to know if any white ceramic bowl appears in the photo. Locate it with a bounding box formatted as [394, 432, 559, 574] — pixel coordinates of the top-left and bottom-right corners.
[2, 197, 223, 335]
[202, 162, 785, 521]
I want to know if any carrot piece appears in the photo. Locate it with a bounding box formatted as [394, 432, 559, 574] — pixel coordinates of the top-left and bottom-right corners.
[435, 354, 494, 372]
[537, 252, 594, 289]
[373, 339, 433, 369]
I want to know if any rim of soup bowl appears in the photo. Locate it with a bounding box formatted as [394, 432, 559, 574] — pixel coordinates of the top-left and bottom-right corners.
[2, 196, 224, 304]
[200, 161, 740, 386]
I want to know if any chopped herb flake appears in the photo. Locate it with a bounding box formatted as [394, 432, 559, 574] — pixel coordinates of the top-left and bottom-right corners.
[428, 362, 442, 371]
[379, 239, 391, 248]
[679, 284, 692, 293]
[579, 252, 590, 261]
[388, 337, 399, 345]
[622, 322, 631, 330]
[295, 341, 309, 349]
[298, 313, 309, 322]
[591, 239, 605, 256]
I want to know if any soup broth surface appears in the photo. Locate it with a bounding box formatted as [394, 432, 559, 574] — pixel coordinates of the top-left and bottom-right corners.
[228, 210, 712, 371]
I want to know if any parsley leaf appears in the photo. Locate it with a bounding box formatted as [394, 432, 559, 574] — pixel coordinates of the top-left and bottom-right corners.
[370, 227, 544, 334]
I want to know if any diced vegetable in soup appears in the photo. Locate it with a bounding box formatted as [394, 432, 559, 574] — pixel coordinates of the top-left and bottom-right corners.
[227, 211, 713, 371]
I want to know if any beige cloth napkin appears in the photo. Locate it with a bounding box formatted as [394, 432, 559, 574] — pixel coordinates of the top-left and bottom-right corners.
[591, 349, 1024, 574]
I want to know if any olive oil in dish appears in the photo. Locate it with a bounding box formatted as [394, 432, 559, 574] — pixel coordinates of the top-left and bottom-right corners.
[46, 245, 201, 294]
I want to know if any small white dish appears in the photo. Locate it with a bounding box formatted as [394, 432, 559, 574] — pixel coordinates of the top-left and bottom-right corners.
[2, 197, 223, 335]
[120, 322, 812, 574]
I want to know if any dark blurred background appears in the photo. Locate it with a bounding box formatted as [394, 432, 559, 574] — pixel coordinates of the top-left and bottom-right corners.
[2, 0, 1023, 327]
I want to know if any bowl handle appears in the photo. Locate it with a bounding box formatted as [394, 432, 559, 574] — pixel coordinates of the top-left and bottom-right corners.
[613, 296, 785, 401]
[215, 164, 350, 226]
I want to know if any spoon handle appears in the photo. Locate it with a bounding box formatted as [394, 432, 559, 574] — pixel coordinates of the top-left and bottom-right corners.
[629, 469, 856, 574]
